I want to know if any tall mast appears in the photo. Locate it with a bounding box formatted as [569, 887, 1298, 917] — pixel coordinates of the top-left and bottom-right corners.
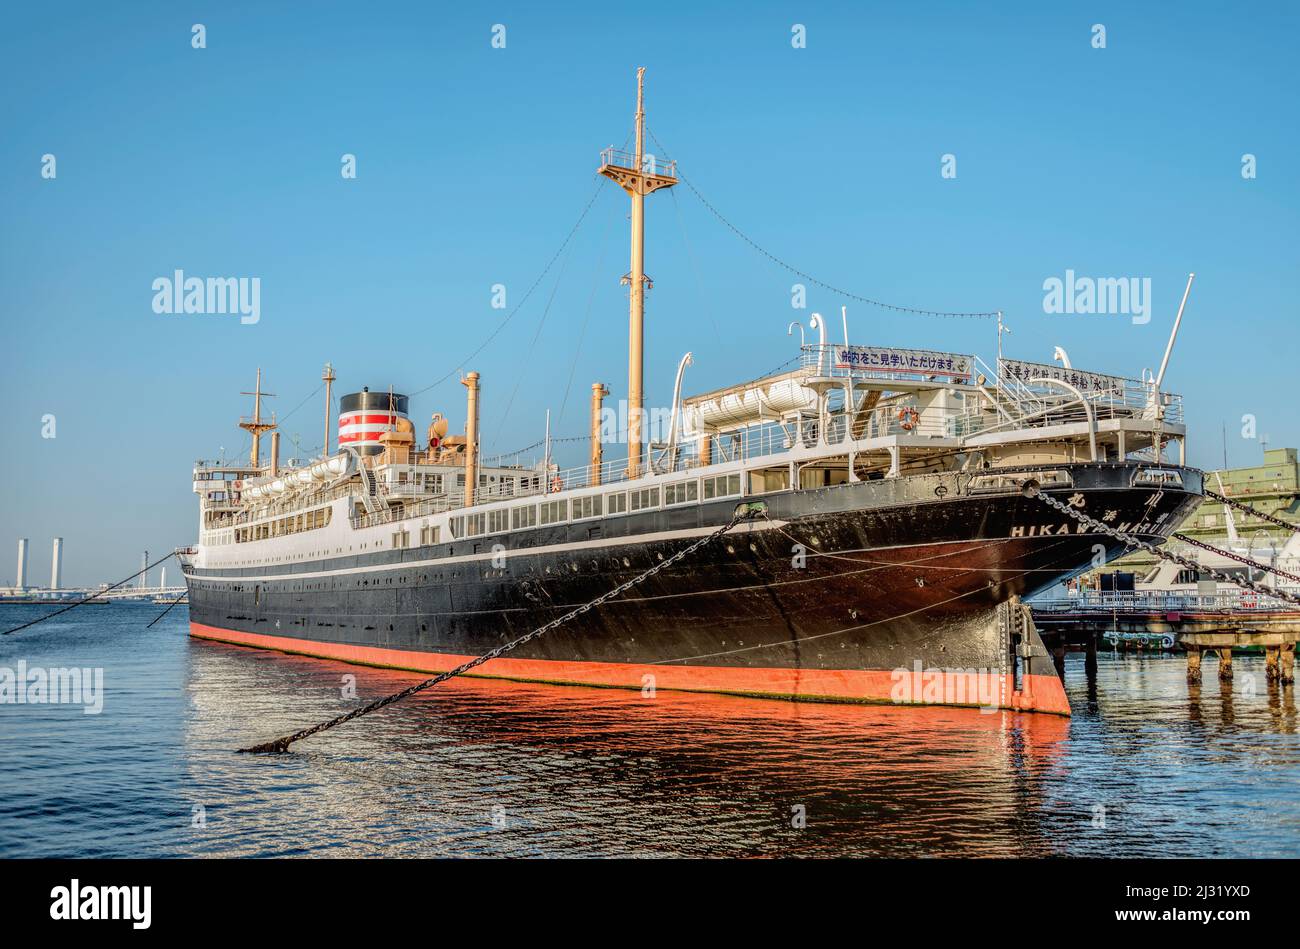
[239, 367, 276, 468]
[599, 67, 678, 479]
[322, 361, 336, 457]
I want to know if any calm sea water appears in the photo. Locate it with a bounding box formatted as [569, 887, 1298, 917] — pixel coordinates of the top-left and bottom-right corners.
[1, 602, 1297, 858]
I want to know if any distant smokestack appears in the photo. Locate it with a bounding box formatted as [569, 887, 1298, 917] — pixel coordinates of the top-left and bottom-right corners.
[50, 537, 63, 591]
[270, 431, 281, 477]
[141, 550, 149, 590]
[16, 538, 28, 591]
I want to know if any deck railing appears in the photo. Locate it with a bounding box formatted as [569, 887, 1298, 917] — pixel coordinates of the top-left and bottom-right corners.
[1032, 589, 1300, 613]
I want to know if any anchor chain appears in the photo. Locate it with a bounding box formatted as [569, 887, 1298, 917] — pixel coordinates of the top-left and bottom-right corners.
[239, 506, 762, 754]
[1023, 485, 1300, 608]
[1173, 531, 1300, 586]
[1204, 488, 1300, 535]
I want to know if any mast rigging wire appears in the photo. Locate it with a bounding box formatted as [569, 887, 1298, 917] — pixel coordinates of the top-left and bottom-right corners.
[556, 190, 620, 429]
[408, 178, 609, 400]
[646, 127, 999, 320]
[491, 233, 578, 446]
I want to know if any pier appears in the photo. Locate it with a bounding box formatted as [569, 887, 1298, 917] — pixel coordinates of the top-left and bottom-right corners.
[0, 586, 187, 604]
[1032, 589, 1299, 683]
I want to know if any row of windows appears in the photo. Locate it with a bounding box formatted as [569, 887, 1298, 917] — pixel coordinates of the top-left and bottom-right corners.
[540, 499, 567, 525]
[440, 474, 745, 540]
[663, 480, 698, 505]
[703, 473, 742, 500]
[236, 507, 330, 543]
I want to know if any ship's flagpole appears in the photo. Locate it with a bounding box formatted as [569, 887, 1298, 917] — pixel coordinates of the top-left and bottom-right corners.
[1155, 272, 1195, 390]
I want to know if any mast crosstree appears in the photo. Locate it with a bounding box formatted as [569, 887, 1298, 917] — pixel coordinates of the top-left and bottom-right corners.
[238, 367, 277, 468]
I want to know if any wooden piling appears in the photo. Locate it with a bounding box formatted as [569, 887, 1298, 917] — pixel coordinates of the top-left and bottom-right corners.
[1187, 646, 1202, 683]
[1218, 647, 1233, 680]
[1266, 645, 1281, 682]
[1282, 643, 1295, 684]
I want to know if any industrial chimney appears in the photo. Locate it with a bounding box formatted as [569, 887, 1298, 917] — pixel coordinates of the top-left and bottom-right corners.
[50, 537, 63, 591]
[16, 538, 28, 591]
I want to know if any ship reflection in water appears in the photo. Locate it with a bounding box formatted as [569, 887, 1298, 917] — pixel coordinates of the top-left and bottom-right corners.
[1, 606, 1297, 857]
[180, 642, 1298, 858]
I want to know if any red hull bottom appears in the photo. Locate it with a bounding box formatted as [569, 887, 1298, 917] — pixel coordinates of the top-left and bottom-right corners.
[189, 622, 1071, 715]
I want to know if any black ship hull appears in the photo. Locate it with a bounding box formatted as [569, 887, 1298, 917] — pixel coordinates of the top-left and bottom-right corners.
[183, 463, 1203, 714]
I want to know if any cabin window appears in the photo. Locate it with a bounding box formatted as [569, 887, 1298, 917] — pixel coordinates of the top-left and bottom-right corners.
[703, 473, 742, 500]
[540, 499, 568, 525]
[512, 505, 538, 530]
[664, 480, 699, 506]
[488, 509, 509, 533]
[573, 495, 603, 519]
[392, 529, 411, 549]
[631, 487, 660, 511]
[748, 467, 791, 495]
[606, 492, 628, 515]
[466, 513, 486, 536]
[449, 516, 465, 539]
[419, 525, 440, 546]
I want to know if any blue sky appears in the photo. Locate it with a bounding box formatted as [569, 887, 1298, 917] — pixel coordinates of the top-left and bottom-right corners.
[1, 1, 1296, 586]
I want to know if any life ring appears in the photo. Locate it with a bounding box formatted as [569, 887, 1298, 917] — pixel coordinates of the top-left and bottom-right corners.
[550, 476, 563, 493]
[898, 407, 920, 431]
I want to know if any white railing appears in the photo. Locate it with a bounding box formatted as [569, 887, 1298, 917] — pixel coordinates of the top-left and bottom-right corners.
[599, 147, 677, 178]
[1032, 589, 1300, 613]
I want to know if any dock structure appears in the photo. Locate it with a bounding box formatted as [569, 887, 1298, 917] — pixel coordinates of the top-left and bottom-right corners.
[1182, 631, 1295, 684]
[1032, 590, 1299, 683]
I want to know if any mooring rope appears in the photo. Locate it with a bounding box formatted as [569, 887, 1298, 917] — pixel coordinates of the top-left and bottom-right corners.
[2, 551, 179, 636]
[238, 507, 762, 754]
[146, 589, 190, 628]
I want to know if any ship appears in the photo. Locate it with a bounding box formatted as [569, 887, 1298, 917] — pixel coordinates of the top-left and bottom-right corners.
[178, 70, 1204, 715]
